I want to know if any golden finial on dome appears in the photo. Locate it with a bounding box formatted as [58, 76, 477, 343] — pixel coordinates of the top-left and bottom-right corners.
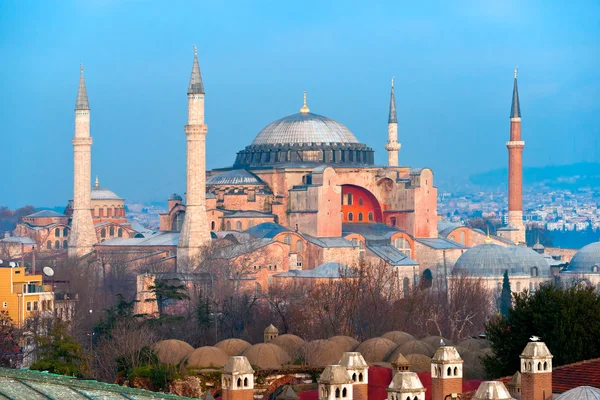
[484, 228, 493, 244]
[300, 90, 310, 113]
[95, 175, 99, 188]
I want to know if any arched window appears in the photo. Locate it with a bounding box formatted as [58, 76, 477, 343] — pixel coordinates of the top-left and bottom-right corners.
[358, 373, 363, 382]
[497, 282, 502, 291]
[109, 226, 115, 236]
[237, 378, 241, 388]
[537, 362, 542, 371]
[63, 240, 68, 249]
[297, 255, 303, 268]
[358, 212, 363, 221]
[173, 211, 185, 232]
[352, 373, 356, 382]
[47, 241, 51, 249]
[296, 241, 303, 253]
[236, 221, 242, 231]
[54, 240, 60, 249]
[226, 221, 232, 230]
[63, 227, 68, 237]
[94, 206, 99, 216]
[447, 367, 451, 376]
[244, 377, 248, 387]
[55, 228, 60, 237]
[391, 217, 397, 226]
[543, 361, 548, 370]
[454, 366, 458, 376]
[347, 193, 353, 205]
[348, 212, 354, 221]
[335, 388, 340, 398]
[284, 235, 291, 244]
[393, 237, 411, 258]
[342, 388, 347, 398]
[211, 221, 215, 230]
[118, 228, 123, 237]
[358, 197, 364, 206]
[459, 231, 466, 244]
[368, 212, 374, 221]
[531, 267, 538, 277]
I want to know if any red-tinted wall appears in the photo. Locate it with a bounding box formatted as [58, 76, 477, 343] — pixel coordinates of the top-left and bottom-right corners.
[341, 185, 382, 223]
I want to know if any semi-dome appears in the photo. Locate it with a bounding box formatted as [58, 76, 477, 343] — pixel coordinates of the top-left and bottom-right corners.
[453, 243, 526, 277]
[565, 241, 600, 274]
[233, 95, 374, 168]
[91, 186, 122, 200]
[206, 169, 265, 186]
[252, 112, 359, 146]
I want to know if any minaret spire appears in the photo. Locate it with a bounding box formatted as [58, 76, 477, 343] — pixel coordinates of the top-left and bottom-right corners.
[187, 44, 205, 95]
[385, 77, 400, 166]
[75, 63, 90, 110]
[511, 66, 521, 118]
[388, 77, 397, 123]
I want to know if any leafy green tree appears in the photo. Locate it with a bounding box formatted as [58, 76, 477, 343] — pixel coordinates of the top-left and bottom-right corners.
[30, 320, 88, 378]
[146, 278, 189, 316]
[96, 294, 139, 337]
[0, 311, 21, 368]
[484, 284, 600, 378]
[500, 270, 512, 317]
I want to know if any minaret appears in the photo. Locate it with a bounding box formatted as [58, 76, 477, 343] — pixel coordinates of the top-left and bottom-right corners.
[520, 338, 552, 400]
[177, 45, 211, 269]
[385, 78, 400, 167]
[264, 324, 279, 343]
[507, 67, 526, 243]
[431, 343, 464, 400]
[68, 64, 98, 257]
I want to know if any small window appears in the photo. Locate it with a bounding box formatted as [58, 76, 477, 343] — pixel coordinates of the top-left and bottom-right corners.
[342, 388, 347, 398]
[63, 240, 68, 249]
[531, 267, 538, 277]
[237, 378, 241, 388]
[63, 227, 68, 237]
[359, 372, 363, 382]
[46, 241, 51, 249]
[358, 212, 363, 221]
[226, 221, 232, 230]
[54, 240, 60, 249]
[335, 388, 340, 398]
[593, 265, 599, 273]
[391, 217, 396, 226]
[447, 367, 451, 376]
[358, 197, 364, 206]
[284, 235, 291, 244]
[244, 377, 248, 387]
[101, 228, 106, 238]
[26, 302, 31, 311]
[109, 226, 115, 236]
[347, 193, 353, 205]
[118, 228, 123, 237]
[54, 228, 60, 237]
[454, 366, 458, 376]
[348, 212, 354, 221]
[211, 221, 215, 231]
[516, 282, 521, 291]
[368, 212, 374, 221]
[297, 255, 303, 268]
[33, 301, 38, 311]
[296, 240, 303, 253]
[352, 373, 357, 382]
[2, 302, 7, 308]
[236, 221, 242, 231]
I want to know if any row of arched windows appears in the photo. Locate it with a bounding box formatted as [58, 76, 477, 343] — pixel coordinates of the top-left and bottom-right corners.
[334, 387, 348, 398]
[351, 372, 364, 382]
[223, 376, 250, 388]
[93, 206, 125, 218]
[347, 212, 374, 222]
[388, 395, 420, 400]
[524, 360, 549, 372]
[224, 220, 256, 231]
[47, 240, 68, 250]
[253, 265, 278, 271]
[100, 227, 124, 238]
[54, 227, 69, 237]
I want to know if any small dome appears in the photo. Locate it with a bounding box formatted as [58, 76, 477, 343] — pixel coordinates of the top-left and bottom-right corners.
[453, 243, 525, 277]
[153, 340, 193, 365]
[270, 334, 305, 358]
[328, 336, 360, 352]
[382, 331, 416, 346]
[533, 242, 545, 251]
[215, 338, 252, 356]
[421, 335, 454, 349]
[398, 340, 435, 357]
[507, 246, 550, 275]
[556, 386, 600, 400]
[91, 186, 122, 200]
[241, 343, 290, 369]
[169, 193, 182, 201]
[206, 169, 264, 186]
[405, 354, 432, 373]
[566, 241, 600, 274]
[252, 112, 359, 146]
[355, 338, 398, 363]
[183, 346, 229, 369]
[305, 339, 347, 367]
[387, 346, 409, 365]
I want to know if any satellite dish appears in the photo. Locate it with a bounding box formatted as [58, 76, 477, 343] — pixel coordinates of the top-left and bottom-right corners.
[43, 267, 55, 277]
[9, 262, 16, 268]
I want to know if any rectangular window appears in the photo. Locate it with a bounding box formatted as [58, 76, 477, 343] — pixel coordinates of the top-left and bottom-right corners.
[33, 301, 38, 311]
[26, 302, 31, 311]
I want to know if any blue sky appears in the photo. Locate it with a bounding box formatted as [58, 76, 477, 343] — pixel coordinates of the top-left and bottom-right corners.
[1, 0, 598, 208]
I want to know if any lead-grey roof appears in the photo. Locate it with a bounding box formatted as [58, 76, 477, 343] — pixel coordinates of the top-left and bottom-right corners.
[245, 222, 291, 239]
[367, 244, 418, 266]
[0, 236, 37, 245]
[453, 243, 527, 277]
[91, 186, 123, 200]
[388, 80, 397, 123]
[206, 169, 264, 186]
[0, 367, 192, 399]
[342, 222, 404, 243]
[274, 262, 359, 278]
[506, 246, 550, 274]
[416, 237, 468, 249]
[511, 74, 521, 118]
[25, 210, 67, 218]
[303, 235, 356, 248]
[75, 67, 90, 110]
[251, 112, 359, 146]
[564, 241, 600, 274]
[96, 231, 180, 247]
[187, 48, 204, 95]
[556, 386, 600, 400]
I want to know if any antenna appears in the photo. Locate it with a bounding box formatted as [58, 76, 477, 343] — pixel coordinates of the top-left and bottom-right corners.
[43, 266, 55, 277]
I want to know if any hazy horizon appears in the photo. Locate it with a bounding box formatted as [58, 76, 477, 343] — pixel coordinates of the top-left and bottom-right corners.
[2, 1, 599, 208]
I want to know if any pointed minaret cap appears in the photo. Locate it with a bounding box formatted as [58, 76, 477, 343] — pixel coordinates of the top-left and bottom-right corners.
[264, 324, 279, 334]
[472, 381, 514, 400]
[432, 345, 463, 363]
[388, 77, 397, 123]
[277, 385, 299, 400]
[188, 45, 205, 95]
[510, 67, 521, 118]
[75, 63, 90, 110]
[300, 91, 310, 113]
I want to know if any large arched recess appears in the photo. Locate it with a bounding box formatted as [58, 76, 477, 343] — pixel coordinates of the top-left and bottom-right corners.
[341, 185, 383, 223]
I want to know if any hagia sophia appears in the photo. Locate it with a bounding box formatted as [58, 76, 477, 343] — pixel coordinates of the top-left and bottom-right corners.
[4, 47, 600, 298]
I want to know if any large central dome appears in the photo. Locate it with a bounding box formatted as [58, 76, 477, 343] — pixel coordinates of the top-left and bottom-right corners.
[234, 92, 374, 168]
[251, 112, 359, 146]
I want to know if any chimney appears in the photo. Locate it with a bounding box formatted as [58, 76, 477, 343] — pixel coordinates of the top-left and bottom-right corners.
[520, 339, 552, 400]
[387, 371, 426, 400]
[390, 352, 411, 374]
[221, 356, 254, 400]
[472, 381, 515, 400]
[318, 365, 353, 400]
[431, 344, 463, 400]
[264, 323, 279, 343]
[339, 352, 368, 400]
